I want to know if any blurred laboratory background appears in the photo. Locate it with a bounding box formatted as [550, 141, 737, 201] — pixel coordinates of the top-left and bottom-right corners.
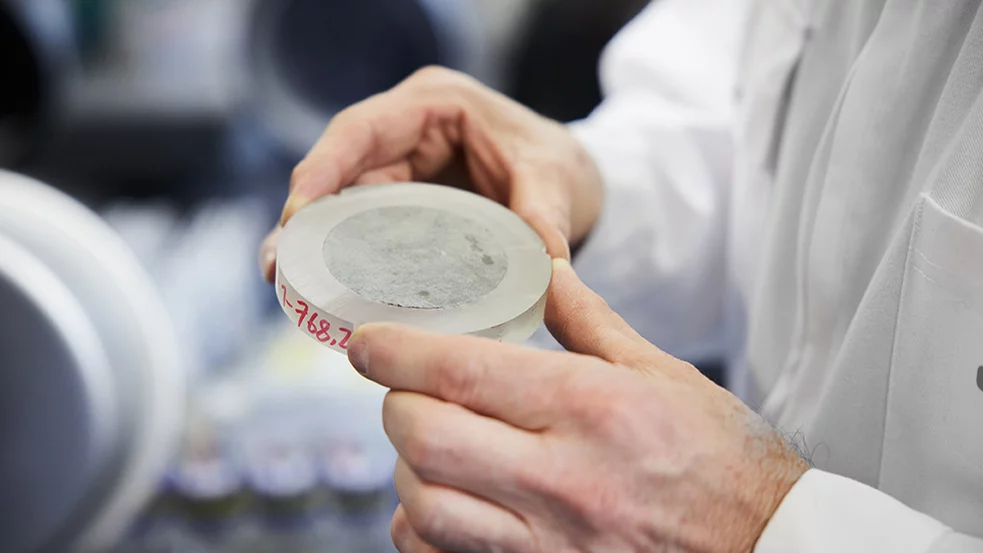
[0, 0, 649, 552]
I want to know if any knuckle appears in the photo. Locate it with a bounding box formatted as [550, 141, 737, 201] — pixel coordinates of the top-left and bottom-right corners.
[410, 65, 461, 87]
[405, 490, 450, 543]
[401, 419, 446, 474]
[431, 349, 484, 406]
[411, 64, 452, 82]
[593, 394, 634, 431]
[326, 106, 366, 142]
[407, 66, 478, 98]
[556, 370, 601, 413]
[325, 103, 369, 140]
[566, 392, 596, 423]
[381, 391, 401, 434]
[573, 386, 634, 438]
[390, 511, 411, 545]
[556, 479, 621, 529]
[536, 362, 584, 415]
[382, 394, 452, 477]
[551, 367, 587, 404]
[361, 326, 403, 369]
[513, 460, 560, 500]
[331, 103, 360, 125]
[401, 427, 431, 468]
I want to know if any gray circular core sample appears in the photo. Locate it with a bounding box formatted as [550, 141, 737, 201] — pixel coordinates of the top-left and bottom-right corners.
[323, 206, 509, 309]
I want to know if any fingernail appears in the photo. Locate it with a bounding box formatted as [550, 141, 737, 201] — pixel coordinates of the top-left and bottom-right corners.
[280, 194, 309, 225]
[347, 329, 370, 376]
[552, 257, 572, 271]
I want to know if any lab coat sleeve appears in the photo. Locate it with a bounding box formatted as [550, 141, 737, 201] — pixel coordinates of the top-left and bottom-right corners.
[755, 469, 983, 553]
[565, 0, 746, 361]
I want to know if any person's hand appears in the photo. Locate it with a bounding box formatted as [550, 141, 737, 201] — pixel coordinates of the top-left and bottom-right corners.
[347, 259, 809, 553]
[259, 67, 604, 281]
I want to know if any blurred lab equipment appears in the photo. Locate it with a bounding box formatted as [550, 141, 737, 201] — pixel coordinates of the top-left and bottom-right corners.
[101, 198, 272, 380]
[114, 323, 399, 553]
[11, 0, 505, 203]
[29, 0, 243, 202]
[0, 0, 75, 167]
[248, 0, 485, 158]
[507, 0, 650, 122]
[0, 170, 186, 553]
[0, 171, 400, 553]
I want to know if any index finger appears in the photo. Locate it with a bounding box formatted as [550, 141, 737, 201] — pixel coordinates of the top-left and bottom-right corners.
[347, 323, 592, 430]
[282, 73, 471, 224]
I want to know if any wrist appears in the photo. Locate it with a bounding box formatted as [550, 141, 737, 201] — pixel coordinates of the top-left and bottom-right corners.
[744, 451, 810, 552]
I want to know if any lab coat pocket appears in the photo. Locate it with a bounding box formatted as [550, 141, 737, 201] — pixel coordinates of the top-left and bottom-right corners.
[880, 194, 983, 535]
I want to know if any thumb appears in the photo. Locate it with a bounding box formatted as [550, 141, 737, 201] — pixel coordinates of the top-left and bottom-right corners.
[545, 258, 650, 364]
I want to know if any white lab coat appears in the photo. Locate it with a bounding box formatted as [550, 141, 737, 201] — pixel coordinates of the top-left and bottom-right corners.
[569, 0, 983, 551]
